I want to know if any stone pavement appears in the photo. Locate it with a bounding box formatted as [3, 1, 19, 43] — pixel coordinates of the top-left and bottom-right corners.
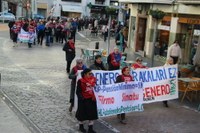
[0, 97, 31, 133]
[0, 26, 200, 133]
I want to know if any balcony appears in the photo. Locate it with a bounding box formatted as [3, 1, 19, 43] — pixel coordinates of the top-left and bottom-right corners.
[119, 0, 174, 4]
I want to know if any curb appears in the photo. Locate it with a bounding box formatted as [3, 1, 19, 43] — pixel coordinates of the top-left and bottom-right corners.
[0, 87, 43, 133]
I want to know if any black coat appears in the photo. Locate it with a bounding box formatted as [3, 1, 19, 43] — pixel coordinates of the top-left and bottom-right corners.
[63, 41, 75, 61]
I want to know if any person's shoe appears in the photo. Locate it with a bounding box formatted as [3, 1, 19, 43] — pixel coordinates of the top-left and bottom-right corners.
[88, 125, 96, 133]
[69, 105, 73, 112]
[120, 119, 127, 124]
[79, 124, 86, 133]
[164, 103, 169, 108]
[163, 101, 169, 108]
[117, 114, 120, 120]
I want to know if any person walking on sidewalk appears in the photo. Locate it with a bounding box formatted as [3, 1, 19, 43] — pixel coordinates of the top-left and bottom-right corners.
[107, 47, 122, 70]
[76, 68, 98, 133]
[116, 66, 134, 124]
[167, 40, 182, 64]
[62, 37, 76, 73]
[115, 30, 126, 52]
[68, 59, 87, 112]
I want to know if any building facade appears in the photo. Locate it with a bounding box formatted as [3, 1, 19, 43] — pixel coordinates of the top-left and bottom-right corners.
[120, 0, 200, 64]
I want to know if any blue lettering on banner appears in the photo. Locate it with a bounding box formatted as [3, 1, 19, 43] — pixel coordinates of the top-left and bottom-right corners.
[94, 82, 143, 93]
[168, 68, 177, 79]
[94, 72, 119, 85]
[131, 68, 168, 83]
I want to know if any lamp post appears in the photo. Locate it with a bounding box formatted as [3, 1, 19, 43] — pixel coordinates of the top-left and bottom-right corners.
[105, 6, 118, 54]
[149, 9, 165, 67]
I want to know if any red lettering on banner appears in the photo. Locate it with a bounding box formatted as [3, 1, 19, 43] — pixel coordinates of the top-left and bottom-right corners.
[98, 95, 114, 104]
[144, 84, 170, 98]
[122, 93, 139, 102]
[19, 34, 29, 38]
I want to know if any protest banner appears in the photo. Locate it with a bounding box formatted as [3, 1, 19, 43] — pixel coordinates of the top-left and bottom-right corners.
[18, 29, 30, 43]
[18, 28, 36, 43]
[131, 64, 178, 103]
[94, 81, 143, 117]
[73, 65, 178, 116]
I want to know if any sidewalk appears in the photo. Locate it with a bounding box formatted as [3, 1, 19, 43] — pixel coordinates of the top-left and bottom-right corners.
[0, 97, 31, 133]
[0, 23, 9, 31]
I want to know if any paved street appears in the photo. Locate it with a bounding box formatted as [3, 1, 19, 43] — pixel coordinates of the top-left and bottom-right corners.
[0, 24, 200, 133]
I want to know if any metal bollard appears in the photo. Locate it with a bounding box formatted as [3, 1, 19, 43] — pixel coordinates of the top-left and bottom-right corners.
[95, 42, 99, 49]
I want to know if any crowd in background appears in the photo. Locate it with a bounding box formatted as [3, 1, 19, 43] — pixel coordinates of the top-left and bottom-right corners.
[8, 16, 129, 49]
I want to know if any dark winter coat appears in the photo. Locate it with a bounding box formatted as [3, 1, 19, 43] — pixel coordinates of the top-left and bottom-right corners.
[63, 40, 76, 61]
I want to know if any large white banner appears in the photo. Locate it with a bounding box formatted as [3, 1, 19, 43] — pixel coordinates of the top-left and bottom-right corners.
[131, 64, 178, 103]
[94, 81, 144, 117]
[74, 65, 178, 116]
[18, 29, 36, 43]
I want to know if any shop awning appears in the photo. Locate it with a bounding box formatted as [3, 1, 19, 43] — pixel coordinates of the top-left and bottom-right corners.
[62, 5, 82, 13]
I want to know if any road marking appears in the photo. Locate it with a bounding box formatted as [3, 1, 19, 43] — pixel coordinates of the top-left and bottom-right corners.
[98, 118, 120, 133]
[77, 32, 91, 41]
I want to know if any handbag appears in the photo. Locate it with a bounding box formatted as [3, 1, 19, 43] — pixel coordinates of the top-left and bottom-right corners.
[62, 44, 67, 51]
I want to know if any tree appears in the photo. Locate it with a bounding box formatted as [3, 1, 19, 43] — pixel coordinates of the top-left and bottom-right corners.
[20, 0, 31, 17]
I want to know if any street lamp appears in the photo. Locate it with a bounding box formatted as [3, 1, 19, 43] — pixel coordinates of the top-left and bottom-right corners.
[105, 6, 118, 54]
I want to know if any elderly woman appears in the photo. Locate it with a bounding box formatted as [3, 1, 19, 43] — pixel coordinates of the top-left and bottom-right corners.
[68, 58, 87, 112]
[132, 57, 147, 69]
[76, 68, 98, 133]
[107, 47, 122, 70]
[115, 66, 134, 124]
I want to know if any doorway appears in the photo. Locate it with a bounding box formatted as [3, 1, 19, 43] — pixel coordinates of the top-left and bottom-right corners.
[136, 17, 147, 52]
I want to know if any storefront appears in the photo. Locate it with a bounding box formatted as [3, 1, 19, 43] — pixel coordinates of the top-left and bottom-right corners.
[155, 16, 171, 57]
[61, 4, 82, 17]
[37, 3, 48, 18]
[178, 17, 200, 63]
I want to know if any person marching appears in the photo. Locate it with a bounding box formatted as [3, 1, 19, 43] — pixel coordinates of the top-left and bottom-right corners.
[163, 57, 174, 107]
[68, 59, 87, 112]
[37, 21, 45, 45]
[44, 24, 52, 46]
[11, 23, 19, 47]
[28, 24, 36, 48]
[62, 36, 76, 73]
[115, 66, 134, 124]
[55, 22, 63, 43]
[76, 68, 98, 133]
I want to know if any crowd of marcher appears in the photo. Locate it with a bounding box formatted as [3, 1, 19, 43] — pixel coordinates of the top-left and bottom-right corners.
[8, 16, 185, 133]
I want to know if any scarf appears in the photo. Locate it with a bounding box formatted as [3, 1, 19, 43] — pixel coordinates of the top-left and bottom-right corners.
[113, 52, 121, 62]
[68, 40, 75, 49]
[80, 76, 96, 99]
